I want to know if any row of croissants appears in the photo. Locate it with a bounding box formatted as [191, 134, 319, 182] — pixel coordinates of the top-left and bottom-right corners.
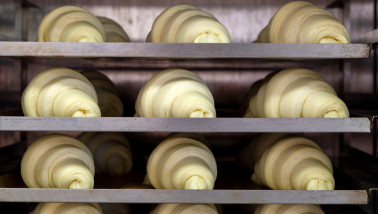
[23, 133, 330, 213]
[37, 1, 350, 43]
[21, 66, 349, 118]
[21, 133, 334, 191]
[31, 203, 325, 214]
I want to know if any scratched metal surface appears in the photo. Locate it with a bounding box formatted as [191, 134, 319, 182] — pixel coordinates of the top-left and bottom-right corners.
[0, 188, 369, 204]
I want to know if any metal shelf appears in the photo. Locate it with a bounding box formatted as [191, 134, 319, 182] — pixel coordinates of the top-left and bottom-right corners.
[0, 117, 371, 133]
[0, 42, 371, 59]
[0, 188, 368, 204]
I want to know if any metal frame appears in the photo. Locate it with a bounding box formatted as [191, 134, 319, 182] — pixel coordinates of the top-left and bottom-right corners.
[0, 189, 368, 204]
[0, 117, 371, 133]
[0, 42, 371, 59]
[0, 1, 376, 211]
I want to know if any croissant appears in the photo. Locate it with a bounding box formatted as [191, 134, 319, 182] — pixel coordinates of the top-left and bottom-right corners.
[150, 204, 218, 214]
[37, 5, 105, 42]
[244, 68, 349, 118]
[21, 134, 95, 189]
[78, 132, 132, 177]
[146, 31, 152, 42]
[169, 133, 209, 147]
[135, 68, 216, 118]
[31, 203, 103, 214]
[22, 67, 101, 117]
[81, 70, 123, 117]
[251, 134, 334, 190]
[256, 1, 350, 43]
[254, 204, 324, 214]
[97, 16, 130, 42]
[147, 136, 217, 189]
[148, 4, 231, 43]
[239, 133, 287, 170]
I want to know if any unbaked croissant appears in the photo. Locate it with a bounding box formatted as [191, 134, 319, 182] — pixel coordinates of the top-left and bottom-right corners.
[97, 16, 130, 42]
[239, 133, 287, 170]
[256, 1, 350, 43]
[251, 134, 334, 190]
[78, 132, 132, 177]
[244, 68, 349, 118]
[22, 67, 101, 117]
[81, 70, 123, 117]
[37, 5, 105, 42]
[169, 133, 210, 148]
[147, 136, 217, 189]
[255, 204, 324, 214]
[148, 4, 231, 43]
[21, 134, 95, 189]
[135, 68, 216, 118]
[150, 204, 218, 214]
[31, 203, 103, 214]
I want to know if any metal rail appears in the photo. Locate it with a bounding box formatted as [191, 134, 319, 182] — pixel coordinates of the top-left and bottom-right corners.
[0, 117, 371, 133]
[0, 189, 368, 204]
[0, 42, 371, 59]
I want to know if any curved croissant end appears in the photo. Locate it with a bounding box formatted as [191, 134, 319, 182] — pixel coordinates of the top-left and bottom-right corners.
[256, 1, 350, 43]
[135, 68, 216, 118]
[22, 67, 100, 117]
[38, 5, 105, 42]
[251, 134, 335, 190]
[147, 136, 217, 190]
[244, 68, 349, 118]
[149, 4, 230, 43]
[21, 134, 95, 189]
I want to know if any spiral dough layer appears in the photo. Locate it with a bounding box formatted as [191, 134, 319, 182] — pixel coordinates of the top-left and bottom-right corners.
[21, 134, 95, 189]
[244, 68, 349, 118]
[37, 5, 105, 42]
[147, 136, 217, 190]
[251, 134, 335, 190]
[135, 68, 216, 118]
[148, 4, 230, 43]
[22, 67, 101, 117]
[255, 1, 350, 43]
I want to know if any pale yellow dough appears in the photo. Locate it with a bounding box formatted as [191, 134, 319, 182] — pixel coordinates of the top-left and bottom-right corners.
[150, 204, 218, 214]
[147, 136, 217, 190]
[78, 132, 132, 177]
[37, 5, 105, 42]
[97, 16, 130, 42]
[22, 67, 101, 117]
[244, 68, 349, 118]
[148, 4, 230, 43]
[251, 134, 335, 190]
[81, 70, 123, 117]
[31, 202, 103, 214]
[256, 1, 350, 43]
[255, 204, 324, 214]
[135, 68, 216, 118]
[21, 134, 95, 189]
